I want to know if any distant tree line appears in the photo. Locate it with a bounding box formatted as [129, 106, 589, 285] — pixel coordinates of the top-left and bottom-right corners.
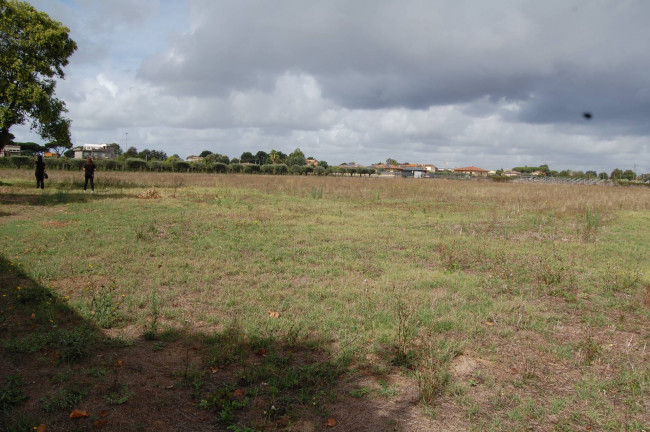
[3, 143, 643, 181]
[512, 164, 638, 181]
[0, 154, 373, 176]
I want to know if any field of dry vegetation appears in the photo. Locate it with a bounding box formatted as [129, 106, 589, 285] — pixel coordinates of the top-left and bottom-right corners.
[1, 169, 649, 431]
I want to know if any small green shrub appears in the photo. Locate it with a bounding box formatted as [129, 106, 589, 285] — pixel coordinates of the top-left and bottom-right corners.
[41, 387, 87, 412]
[309, 186, 323, 199]
[126, 158, 148, 171]
[0, 374, 29, 410]
[86, 282, 123, 329]
[9, 155, 32, 169]
[57, 326, 95, 363]
[103, 384, 133, 405]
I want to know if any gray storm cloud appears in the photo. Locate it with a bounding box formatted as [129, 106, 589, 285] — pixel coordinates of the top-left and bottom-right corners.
[138, 0, 650, 127]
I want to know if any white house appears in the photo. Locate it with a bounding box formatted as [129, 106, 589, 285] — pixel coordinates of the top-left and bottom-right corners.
[0, 145, 21, 157]
[73, 144, 115, 160]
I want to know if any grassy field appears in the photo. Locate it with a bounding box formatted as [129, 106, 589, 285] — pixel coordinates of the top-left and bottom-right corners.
[1, 169, 649, 431]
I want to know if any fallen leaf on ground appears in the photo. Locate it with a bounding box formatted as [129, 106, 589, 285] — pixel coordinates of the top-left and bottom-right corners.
[325, 418, 337, 427]
[210, 367, 219, 374]
[116, 360, 123, 367]
[36, 425, 47, 432]
[256, 348, 268, 357]
[99, 410, 109, 418]
[93, 419, 108, 429]
[268, 310, 280, 318]
[70, 409, 90, 419]
[233, 388, 245, 398]
[486, 321, 494, 326]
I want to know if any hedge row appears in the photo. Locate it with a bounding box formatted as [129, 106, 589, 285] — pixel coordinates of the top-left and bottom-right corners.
[0, 156, 376, 176]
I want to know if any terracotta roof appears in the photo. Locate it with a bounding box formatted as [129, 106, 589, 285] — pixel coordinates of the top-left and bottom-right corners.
[454, 166, 488, 172]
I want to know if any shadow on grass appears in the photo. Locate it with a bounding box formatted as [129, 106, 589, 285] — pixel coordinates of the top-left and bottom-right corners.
[0, 191, 131, 207]
[0, 255, 423, 432]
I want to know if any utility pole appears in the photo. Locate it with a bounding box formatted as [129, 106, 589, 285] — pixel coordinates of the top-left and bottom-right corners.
[125, 133, 128, 150]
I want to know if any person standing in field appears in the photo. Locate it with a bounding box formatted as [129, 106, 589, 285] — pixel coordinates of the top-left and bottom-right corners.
[34, 155, 46, 189]
[84, 157, 96, 192]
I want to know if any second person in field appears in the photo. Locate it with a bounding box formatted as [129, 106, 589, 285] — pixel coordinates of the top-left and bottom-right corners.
[84, 157, 96, 192]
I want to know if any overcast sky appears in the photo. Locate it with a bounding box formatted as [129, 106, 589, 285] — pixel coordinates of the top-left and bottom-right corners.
[14, 0, 650, 172]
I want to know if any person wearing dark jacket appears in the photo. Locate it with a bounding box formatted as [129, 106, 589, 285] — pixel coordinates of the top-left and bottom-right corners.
[84, 157, 97, 192]
[35, 155, 46, 189]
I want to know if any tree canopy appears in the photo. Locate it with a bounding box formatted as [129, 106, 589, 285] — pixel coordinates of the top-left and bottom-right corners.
[286, 148, 306, 166]
[0, 0, 77, 151]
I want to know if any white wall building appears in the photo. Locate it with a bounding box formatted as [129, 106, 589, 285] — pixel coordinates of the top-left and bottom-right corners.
[73, 144, 115, 160]
[0, 145, 21, 157]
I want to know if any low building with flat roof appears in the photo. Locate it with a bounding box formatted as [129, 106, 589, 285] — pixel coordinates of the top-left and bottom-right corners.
[0, 145, 21, 157]
[73, 144, 115, 160]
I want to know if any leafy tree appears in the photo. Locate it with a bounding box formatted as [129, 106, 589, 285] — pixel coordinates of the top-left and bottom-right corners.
[228, 163, 243, 173]
[15, 141, 46, 155]
[598, 172, 608, 180]
[204, 153, 229, 164]
[269, 149, 282, 164]
[137, 149, 167, 161]
[240, 151, 254, 164]
[173, 160, 190, 172]
[386, 158, 399, 166]
[9, 155, 31, 168]
[622, 169, 636, 181]
[254, 150, 268, 165]
[319, 160, 329, 169]
[63, 148, 74, 158]
[199, 150, 213, 158]
[274, 164, 288, 175]
[286, 148, 307, 166]
[149, 150, 167, 161]
[231, 157, 240, 164]
[610, 168, 623, 180]
[212, 162, 227, 173]
[538, 164, 551, 175]
[1, 0, 77, 151]
[585, 170, 597, 178]
[107, 143, 123, 156]
[123, 146, 138, 158]
[125, 158, 147, 171]
[243, 164, 260, 174]
[137, 149, 153, 160]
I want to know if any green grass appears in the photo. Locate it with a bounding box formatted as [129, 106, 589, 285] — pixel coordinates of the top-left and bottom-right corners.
[1, 169, 649, 430]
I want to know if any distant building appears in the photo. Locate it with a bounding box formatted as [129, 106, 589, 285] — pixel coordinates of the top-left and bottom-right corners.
[401, 166, 427, 178]
[44, 152, 59, 158]
[453, 166, 489, 177]
[306, 158, 319, 167]
[0, 145, 21, 157]
[73, 144, 115, 160]
[186, 155, 204, 162]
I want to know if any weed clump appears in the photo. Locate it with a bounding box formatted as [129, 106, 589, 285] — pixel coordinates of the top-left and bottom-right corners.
[136, 188, 161, 199]
[0, 374, 29, 410]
